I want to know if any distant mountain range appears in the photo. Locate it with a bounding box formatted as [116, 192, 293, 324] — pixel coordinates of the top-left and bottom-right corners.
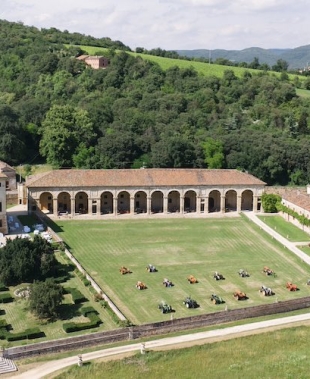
[176, 45, 310, 70]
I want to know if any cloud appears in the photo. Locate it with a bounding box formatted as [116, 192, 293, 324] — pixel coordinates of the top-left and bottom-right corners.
[1, 0, 310, 50]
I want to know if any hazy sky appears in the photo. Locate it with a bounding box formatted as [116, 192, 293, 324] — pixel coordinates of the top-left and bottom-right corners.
[2, 0, 310, 51]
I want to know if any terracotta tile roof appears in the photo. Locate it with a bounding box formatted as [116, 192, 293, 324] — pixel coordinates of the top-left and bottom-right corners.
[26, 169, 266, 188]
[0, 172, 7, 179]
[282, 190, 310, 212]
[0, 161, 14, 171]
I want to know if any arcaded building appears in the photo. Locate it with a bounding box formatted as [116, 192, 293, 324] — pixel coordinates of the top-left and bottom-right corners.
[25, 169, 265, 217]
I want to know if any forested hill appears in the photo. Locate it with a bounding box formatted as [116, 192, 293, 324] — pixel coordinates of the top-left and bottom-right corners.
[1, 19, 310, 186]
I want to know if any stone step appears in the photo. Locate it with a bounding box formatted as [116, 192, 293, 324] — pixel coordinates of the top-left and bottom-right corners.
[0, 357, 17, 374]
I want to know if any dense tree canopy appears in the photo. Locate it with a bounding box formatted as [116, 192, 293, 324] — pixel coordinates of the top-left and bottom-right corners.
[0, 236, 57, 286]
[29, 279, 63, 319]
[1, 19, 310, 185]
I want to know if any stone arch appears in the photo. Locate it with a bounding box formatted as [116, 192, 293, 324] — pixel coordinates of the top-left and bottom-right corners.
[184, 190, 197, 212]
[151, 191, 164, 213]
[101, 191, 113, 214]
[134, 191, 147, 213]
[168, 190, 180, 213]
[118, 191, 130, 214]
[209, 190, 221, 212]
[39, 192, 53, 213]
[241, 190, 254, 211]
[75, 191, 88, 214]
[58, 192, 71, 213]
[225, 190, 237, 212]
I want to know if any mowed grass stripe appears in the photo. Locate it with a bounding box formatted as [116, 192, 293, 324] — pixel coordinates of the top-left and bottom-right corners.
[55, 218, 310, 324]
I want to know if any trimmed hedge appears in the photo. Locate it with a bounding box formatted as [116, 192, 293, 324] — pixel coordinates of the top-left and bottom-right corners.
[80, 306, 98, 316]
[63, 312, 102, 333]
[6, 328, 43, 342]
[0, 284, 9, 292]
[65, 288, 87, 304]
[0, 293, 14, 303]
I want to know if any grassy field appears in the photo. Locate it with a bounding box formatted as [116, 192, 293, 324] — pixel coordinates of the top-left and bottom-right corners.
[53, 215, 310, 325]
[257, 215, 310, 242]
[71, 44, 303, 82]
[54, 325, 310, 379]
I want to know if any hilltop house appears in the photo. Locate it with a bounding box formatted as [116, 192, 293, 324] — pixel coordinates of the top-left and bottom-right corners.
[76, 55, 109, 69]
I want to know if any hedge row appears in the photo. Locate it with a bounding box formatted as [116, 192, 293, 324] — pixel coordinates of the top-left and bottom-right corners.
[0, 324, 43, 341]
[0, 293, 14, 303]
[65, 288, 87, 304]
[6, 328, 43, 342]
[63, 312, 102, 333]
[277, 203, 310, 227]
[0, 284, 8, 292]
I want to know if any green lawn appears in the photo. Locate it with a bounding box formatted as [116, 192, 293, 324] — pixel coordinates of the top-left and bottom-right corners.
[0, 252, 117, 347]
[257, 215, 310, 242]
[53, 216, 310, 325]
[70, 44, 303, 82]
[54, 325, 310, 379]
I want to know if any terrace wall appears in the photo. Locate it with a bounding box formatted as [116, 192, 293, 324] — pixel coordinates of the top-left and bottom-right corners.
[4, 296, 310, 360]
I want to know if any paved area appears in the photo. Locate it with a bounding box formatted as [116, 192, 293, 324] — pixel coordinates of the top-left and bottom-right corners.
[244, 212, 310, 265]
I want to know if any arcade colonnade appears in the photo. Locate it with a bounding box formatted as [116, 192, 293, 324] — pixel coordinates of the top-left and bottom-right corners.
[34, 187, 261, 216]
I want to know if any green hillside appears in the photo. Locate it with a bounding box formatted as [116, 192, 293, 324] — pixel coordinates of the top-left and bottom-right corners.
[76, 44, 303, 81]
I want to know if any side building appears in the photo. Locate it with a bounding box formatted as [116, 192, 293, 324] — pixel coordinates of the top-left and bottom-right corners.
[25, 169, 266, 217]
[0, 172, 8, 234]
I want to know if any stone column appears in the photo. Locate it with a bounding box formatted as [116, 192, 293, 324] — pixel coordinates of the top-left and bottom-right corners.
[147, 196, 151, 215]
[163, 196, 168, 213]
[71, 198, 75, 216]
[197, 197, 201, 213]
[96, 199, 101, 215]
[130, 197, 135, 214]
[205, 196, 209, 213]
[237, 195, 242, 212]
[253, 195, 258, 212]
[221, 196, 226, 213]
[88, 199, 93, 214]
[53, 198, 58, 216]
[180, 196, 184, 214]
[113, 197, 118, 216]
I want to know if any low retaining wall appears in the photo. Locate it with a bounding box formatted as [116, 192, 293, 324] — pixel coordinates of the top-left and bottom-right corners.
[4, 296, 310, 360]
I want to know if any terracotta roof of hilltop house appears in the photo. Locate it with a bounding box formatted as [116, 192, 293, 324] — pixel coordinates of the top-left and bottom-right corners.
[26, 169, 266, 189]
[282, 190, 310, 212]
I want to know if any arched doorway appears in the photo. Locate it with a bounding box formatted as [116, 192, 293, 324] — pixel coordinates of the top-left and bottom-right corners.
[58, 192, 71, 214]
[75, 192, 88, 214]
[117, 191, 130, 214]
[241, 190, 254, 211]
[225, 190, 237, 212]
[39, 192, 53, 213]
[168, 191, 180, 213]
[209, 190, 220, 212]
[134, 191, 147, 213]
[184, 190, 197, 212]
[101, 191, 113, 214]
[151, 191, 164, 213]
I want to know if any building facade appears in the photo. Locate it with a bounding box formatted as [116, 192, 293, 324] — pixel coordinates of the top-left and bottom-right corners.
[26, 169, 266, 218]
[0, 173, 8, 234]
[0, 161, 16, 191]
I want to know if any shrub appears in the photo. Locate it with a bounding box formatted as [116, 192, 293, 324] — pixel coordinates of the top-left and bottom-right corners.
[6, 328, 43, 341]
[63, 312, 102, 333]
[0, 284, 8, 292]
[0, 293, 14, 303]
[66, 288, 87, 304]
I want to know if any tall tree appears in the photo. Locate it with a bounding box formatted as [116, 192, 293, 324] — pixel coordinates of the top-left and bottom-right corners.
[39, 104, 95, 167]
